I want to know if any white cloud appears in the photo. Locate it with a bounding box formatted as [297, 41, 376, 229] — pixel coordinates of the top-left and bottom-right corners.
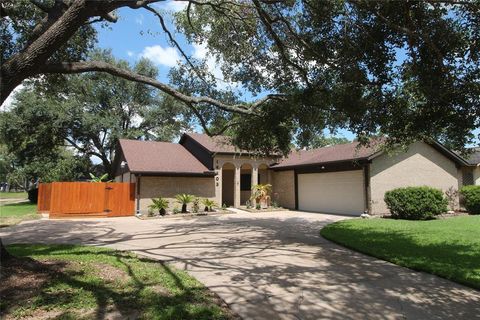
[159, 0, 188, 12]
[192, 43, 239, 89]
[0, 83, 25, 111]
[140, 45, 181, 67]
[127, 50, 134, 57]
[135, 14, 144, 25]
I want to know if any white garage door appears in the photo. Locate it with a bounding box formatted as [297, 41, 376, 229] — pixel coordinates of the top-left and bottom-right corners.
[297, 170, 365, 215]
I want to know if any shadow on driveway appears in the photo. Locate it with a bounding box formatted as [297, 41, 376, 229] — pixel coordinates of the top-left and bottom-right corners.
[2, 212, 479, 320]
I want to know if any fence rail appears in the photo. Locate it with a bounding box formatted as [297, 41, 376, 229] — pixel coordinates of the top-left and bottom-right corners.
[38, 182, 135, 218]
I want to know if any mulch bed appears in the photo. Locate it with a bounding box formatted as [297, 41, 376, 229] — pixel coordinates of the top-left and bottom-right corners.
[137, 210, 233, 220]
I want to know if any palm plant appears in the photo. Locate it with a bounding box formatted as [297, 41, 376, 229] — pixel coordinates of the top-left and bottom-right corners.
[88, 173, 111, 182]
[202, 199, 217, 212]
[175, 194, 194, 213]
[148, 197, 169, 216]
[250, 184, 272, 208]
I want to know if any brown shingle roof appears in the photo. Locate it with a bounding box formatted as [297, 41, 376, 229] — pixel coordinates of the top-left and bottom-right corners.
[183, 133, 243, 154]
[464, 147, 480, 165]
[119, 139, 211, 175]
[273, 141, 382, 169]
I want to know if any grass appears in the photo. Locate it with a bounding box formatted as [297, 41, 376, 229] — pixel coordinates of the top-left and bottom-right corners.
[320, 216, 480, 289]
[0, 191, 27, 199]
[0, 202, 40, 227]
[1, 244, 236, 319]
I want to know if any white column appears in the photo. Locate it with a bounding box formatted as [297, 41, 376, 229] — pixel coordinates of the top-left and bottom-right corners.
[234, 165, 241, 208]
[215, 166, 222, 208]
[251, 165, 259, 207]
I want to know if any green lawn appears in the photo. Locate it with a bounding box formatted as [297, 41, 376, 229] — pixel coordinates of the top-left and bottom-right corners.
[0, 202, 39, 227]
[0, 191, 27, 199]
[320, 216, 480, 289]
[1, 244, 236, 319]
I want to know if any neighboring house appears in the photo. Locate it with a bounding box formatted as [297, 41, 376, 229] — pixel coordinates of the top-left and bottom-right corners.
[114, 133, 473, 216]
[462, 148, 480, 185]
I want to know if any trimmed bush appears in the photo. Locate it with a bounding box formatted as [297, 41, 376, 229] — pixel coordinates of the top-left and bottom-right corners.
[460, 185, 480, 215]
[384, 186, 448, 220]
[27, 188, 38, 204]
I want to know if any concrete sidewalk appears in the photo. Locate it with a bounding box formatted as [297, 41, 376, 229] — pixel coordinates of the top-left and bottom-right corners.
[2, 211, 479, 319]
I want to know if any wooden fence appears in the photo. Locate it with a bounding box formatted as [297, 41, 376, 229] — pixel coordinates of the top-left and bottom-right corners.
[38, 182, 135, 218]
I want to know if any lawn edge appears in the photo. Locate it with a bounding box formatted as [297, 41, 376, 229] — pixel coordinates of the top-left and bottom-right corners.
[319, 222, 480, 291]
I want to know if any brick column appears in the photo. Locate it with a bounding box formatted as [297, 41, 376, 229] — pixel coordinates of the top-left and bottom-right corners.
[234, 165, 241, 208]
[251, 165, 259, 207]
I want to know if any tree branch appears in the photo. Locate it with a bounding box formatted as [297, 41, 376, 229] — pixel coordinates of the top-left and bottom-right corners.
[29, 0, 51, 12]
[39, 60, 283, 114]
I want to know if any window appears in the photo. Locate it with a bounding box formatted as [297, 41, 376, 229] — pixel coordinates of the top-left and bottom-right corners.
[240, 174, 251, 191]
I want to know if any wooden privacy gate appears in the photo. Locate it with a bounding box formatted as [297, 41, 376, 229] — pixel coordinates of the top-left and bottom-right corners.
[38, 182, 135, 218]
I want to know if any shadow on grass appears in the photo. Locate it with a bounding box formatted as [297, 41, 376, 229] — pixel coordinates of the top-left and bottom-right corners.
[1, 202, 34, 207]
[1, 245, 236, 320]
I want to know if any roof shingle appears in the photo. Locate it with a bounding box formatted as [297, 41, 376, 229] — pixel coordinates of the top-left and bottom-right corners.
[119, 139, 211, 175]
[464, 148, 480, 165]
[273, 141, 382, 169]
[183, 133, 243, 154]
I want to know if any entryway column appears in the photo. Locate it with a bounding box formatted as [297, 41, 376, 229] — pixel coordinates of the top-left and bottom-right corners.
[215, 165, 222, 208]
[251, 165, 258, 207]
[234, 165, 241, 207]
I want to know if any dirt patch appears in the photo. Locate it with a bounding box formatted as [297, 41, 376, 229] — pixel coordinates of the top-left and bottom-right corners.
[92, 262, 129, 282]
[0, 257, 69, 317]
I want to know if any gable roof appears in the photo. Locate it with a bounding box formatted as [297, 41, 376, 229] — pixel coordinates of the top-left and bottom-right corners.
[272, 141, 382, 169]
[463, 147, 480, 165]
[118, 139, 212, 175]
[180, 133, 245, 154]
[272, 140, 469, 170]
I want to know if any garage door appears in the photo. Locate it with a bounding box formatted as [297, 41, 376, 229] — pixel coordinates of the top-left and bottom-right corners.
[297, 170, 365, 215]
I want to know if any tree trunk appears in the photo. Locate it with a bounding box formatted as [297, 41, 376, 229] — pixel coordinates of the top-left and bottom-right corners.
[182, 204, 187, 213]
[0, 238, 11, 261]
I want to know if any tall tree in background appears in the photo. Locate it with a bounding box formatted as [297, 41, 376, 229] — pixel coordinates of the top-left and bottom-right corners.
[1, 0, 479, 154]
[307, 135, 351, 149]
[1, 51, 191, 177]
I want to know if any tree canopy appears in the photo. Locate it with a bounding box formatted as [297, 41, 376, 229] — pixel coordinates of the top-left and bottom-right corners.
[1, 0, 479, 155]
[1, 50, 191, 177]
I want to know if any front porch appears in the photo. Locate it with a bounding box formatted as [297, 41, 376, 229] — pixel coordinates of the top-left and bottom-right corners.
[214, 156, 273, 208]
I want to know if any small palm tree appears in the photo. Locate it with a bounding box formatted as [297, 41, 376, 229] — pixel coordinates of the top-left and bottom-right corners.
[148, 197, 169, 216]
[175, 194, 194, 213]
[202, 199, 217, 212]
[89, 173, 111, 182]
[250, 184, 272, 208]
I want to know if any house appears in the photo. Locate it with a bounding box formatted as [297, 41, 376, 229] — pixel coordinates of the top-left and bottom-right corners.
[114, 133, 474, 216]
[462, 148, 480, 185]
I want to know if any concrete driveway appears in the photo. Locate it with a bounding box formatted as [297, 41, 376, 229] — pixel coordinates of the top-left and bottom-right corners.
[1, 211, 479, 320]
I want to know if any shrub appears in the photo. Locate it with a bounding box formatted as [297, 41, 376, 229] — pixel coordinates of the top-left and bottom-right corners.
[202, 199, 217, 212]
[148, 197, 169, 216]
[192, 198, 200, 213]
[28, 188, 38, 204]
[384, 186, 448, 220]
[175, 194, 194, 213]
[460, 185, 480, 215]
